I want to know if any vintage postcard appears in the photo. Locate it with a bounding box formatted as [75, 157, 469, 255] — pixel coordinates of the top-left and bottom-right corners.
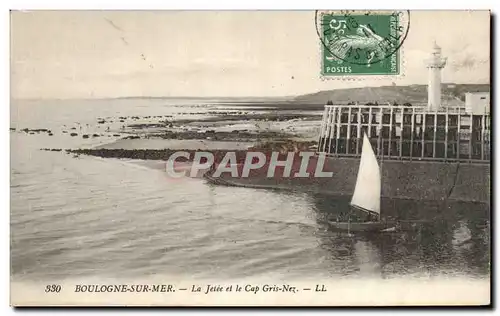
[10, 10, 491, 306]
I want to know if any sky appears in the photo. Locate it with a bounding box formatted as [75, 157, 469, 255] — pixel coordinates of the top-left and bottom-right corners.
[10, 10, 490, 99]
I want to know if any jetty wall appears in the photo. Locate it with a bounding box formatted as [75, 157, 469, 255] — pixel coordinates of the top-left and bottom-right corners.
[212, 157, 490, 203]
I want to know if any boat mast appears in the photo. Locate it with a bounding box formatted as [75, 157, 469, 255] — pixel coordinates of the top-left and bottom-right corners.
[379, 126, 383, 221]
[372, 126, 383, 222]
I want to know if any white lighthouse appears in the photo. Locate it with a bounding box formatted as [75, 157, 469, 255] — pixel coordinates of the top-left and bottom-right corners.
[425, 42, 447, 111]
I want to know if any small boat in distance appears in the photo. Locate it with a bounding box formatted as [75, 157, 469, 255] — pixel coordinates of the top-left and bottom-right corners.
[328, 132, 396, 233]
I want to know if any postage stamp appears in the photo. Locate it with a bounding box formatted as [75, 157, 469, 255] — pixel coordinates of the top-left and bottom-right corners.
[315, 10, 410, 77]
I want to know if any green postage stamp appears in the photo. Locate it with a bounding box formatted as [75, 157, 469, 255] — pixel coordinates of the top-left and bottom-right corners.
[316, 10, 410, 77]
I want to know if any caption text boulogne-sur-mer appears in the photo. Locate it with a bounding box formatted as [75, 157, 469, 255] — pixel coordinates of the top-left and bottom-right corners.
[45, 284, 328, 294]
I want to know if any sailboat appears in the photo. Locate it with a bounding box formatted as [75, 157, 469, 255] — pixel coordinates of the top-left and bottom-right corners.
[328, 132, 397, 233]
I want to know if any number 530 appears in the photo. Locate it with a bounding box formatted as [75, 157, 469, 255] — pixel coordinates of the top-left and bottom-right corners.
[45, 284, 61, 293]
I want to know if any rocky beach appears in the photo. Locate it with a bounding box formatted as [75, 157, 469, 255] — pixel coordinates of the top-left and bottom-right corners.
[26, 101, 323, 174]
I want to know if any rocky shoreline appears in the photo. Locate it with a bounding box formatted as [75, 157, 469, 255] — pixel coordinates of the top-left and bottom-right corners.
[12, 102, 323, 144]
[19, 102, 324, 196]
[41, 139, 318, 161]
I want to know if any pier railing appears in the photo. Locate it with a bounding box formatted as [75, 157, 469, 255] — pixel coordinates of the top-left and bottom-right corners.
[317, 105, 491, 163]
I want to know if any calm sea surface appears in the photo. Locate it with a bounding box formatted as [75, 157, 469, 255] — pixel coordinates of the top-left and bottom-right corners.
[10, 99, 490, 283]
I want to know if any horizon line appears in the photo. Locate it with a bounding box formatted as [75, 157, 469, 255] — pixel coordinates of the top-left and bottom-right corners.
[10, 82, 490, 102]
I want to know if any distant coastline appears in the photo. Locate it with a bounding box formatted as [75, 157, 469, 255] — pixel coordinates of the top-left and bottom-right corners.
[12, 83, 490, 104]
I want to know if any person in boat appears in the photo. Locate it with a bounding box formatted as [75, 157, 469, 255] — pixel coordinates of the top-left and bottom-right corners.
[335, 212, 345, 222]
[363, 212, 379, 222]
[349, 208, 378, 223]
[336, 211, 352, 222]
[335, 208, 379, 223]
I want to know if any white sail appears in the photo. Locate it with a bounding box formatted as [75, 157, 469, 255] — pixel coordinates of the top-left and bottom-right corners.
[350, 133, 381, 215]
